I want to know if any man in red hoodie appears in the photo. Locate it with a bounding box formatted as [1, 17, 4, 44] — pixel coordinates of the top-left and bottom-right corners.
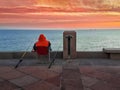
[32, 34, 52, 53]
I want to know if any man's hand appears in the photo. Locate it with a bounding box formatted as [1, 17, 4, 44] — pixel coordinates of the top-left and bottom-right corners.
[31, 49, 35, 52]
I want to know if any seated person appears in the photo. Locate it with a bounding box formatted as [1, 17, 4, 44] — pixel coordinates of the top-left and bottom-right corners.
[32, 34, 51, 53]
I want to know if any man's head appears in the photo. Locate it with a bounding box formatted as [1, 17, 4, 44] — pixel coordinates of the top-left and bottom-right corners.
[38, 34, 46, 41]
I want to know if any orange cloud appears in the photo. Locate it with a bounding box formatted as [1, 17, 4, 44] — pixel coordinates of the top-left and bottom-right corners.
[0, 12, 120, 29]
[0, 0, 36, 7]
[0, 0, 120, 29]
[0, 0, 119, 12]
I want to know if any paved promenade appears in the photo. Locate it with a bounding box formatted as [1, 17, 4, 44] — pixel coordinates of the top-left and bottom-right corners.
[0, 59, 120, 90]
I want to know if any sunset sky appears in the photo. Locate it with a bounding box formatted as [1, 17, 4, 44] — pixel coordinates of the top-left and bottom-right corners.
[0, 0, 120, 29]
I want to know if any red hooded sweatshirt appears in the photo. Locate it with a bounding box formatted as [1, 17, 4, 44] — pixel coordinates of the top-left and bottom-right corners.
[36, 34, 49, 47]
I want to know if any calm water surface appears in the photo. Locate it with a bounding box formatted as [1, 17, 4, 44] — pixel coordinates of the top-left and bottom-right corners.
[0, 29, 120, 51]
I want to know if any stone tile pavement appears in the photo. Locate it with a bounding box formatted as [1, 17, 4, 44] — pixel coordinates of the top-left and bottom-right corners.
[0, 66, 62, 90]
[0, 59, 120, 90]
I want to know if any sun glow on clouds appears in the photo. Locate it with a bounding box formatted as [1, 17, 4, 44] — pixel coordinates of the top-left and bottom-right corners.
[0, 0, 36, 7]
[37, 0, 72, 8]
[0, 0, 120, 29]
[0, 12, 120, 29]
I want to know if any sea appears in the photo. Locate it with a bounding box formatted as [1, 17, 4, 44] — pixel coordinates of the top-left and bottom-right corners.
[0, 29, 120, 52]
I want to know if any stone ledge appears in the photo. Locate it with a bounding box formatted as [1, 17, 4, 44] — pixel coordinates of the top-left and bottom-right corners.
[103, 48, 120, 53]
[0, 51, 63, 59]
[0, 51, 109, 60]
[103, 48, 120, 60]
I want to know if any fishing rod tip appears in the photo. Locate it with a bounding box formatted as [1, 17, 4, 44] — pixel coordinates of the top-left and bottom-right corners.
[48, 66, 51, 69]
[14, 65, 19, 69]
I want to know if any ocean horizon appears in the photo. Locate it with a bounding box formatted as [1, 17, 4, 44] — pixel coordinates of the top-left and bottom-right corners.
[0, 29, 120, 52]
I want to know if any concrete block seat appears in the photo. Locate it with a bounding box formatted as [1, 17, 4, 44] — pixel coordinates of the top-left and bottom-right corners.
[103, 48, 120, 60]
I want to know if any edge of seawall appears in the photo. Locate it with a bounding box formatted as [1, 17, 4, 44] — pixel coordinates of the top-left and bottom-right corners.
[0, 51, 108, 59]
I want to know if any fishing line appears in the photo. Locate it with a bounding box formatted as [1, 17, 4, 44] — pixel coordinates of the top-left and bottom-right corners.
[15, 33, 38, 69]
[48, 41, 62, 69]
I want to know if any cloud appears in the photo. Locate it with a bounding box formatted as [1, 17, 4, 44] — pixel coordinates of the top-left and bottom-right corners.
[0, 0, 119, 16]
[0, 0, 120, 10]
[0, 0, 37, 7]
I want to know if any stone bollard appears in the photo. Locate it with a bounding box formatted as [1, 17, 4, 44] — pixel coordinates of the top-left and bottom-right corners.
[63, 31, 77, 59]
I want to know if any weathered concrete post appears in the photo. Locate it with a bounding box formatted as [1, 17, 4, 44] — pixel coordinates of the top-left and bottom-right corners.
[63, 31, 77, 59]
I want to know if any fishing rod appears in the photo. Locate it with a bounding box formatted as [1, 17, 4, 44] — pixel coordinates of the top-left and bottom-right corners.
[48, 42, 62, 69]
[15, 34, 37, 69]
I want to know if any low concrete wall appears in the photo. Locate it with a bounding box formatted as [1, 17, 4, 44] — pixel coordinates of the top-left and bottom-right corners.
[77, 51, 108, 59]
[0, 52, 36, 59]
[0, 51, 108, 59]
[0, 51, 63, 59]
